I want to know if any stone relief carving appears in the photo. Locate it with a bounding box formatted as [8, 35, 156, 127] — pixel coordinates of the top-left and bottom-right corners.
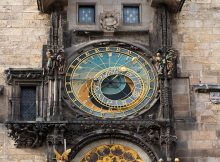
[5, 69, 44, 84]
[210, 92, 220, 104]
[46, 48, 66, 75]
[100, 11, 119, 32]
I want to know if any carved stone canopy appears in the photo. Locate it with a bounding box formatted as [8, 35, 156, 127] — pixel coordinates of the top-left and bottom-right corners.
[100, 11, 119, 32]
[150, 0, 185, 12]
[4, 68, 44, 84]
[37, 0, 67, 13]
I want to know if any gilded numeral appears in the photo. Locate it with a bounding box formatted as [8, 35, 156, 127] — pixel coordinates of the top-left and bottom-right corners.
[133, 92, 139, 97]
[122, 100, 127, 105]
[70, 65, 76, 68]
[71, 80, 77, 85]
[106, 47, 110, 51]
[132, 57, 138, 64]
[84, 52, 89, 56]
[79, 105, 84, 109]
[127, 50, 132, 55]
[95, 48, 100, 53]
[65, 82, 71, 85]
[71, 98, 77, 102]
[72, 73, 79, 77]
[66, 73, 71, 76]
[116, 47, 121, 52]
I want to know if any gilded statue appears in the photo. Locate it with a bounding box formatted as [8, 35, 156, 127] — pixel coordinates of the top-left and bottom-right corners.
[54, 149, 72, 162]
[153, 49, 177, 78]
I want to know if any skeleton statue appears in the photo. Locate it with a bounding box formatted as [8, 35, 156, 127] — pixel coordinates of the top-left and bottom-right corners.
[166, 49, 177, 78]
[54, 149, 72, 162]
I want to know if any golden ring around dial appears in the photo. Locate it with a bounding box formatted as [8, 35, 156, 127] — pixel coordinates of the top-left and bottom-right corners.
[90, 67, 146, 110]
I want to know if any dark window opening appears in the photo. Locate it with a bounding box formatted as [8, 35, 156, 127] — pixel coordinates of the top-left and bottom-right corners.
[20, 87, 36, 121]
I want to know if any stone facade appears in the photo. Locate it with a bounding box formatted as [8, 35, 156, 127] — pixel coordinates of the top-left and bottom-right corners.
[0, 0, 49, 161]
[173, 0, 220, 162]
[0, 0, 49, 121]
[0, 0, 220, 162]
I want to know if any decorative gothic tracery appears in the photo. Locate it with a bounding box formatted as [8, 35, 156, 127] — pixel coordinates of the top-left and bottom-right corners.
[80, 144, 144, 162]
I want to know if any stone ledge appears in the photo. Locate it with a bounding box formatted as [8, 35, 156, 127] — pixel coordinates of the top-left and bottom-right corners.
[37, 0, 67, 13]
[150, 0, 185, 12]
[4, 68, 44, 85]
[193, 84, 220, 92]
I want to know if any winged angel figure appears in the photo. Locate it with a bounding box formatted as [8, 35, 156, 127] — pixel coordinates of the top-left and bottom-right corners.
[54, 149, 72, 162]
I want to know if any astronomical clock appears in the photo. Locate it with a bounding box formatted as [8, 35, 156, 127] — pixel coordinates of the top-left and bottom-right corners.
[5, 0, 182, 162]
[65, 46, 158, 119]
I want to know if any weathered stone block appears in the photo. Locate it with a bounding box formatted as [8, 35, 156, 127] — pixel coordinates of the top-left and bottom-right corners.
[201, 115, 218, 123]
[192, 131, 217, 140]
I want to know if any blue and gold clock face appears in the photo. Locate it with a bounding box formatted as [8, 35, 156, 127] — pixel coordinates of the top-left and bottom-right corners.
[65, 47, 158, 118]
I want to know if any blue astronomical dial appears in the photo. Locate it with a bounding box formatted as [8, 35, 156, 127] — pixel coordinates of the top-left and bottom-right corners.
[65, 47, 158, 118]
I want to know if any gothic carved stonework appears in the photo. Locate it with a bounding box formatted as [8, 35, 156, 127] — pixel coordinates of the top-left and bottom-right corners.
[6, 123, 54, 148]
[5, 68, 44, 84]
[37, 0, 68, 13]
[0, 85, 3, 95]
[80, 144, 144, 162]
[150, 0, 185, 12]
[67, 129, 159, 162]
[153, 49, 177, 79]
[46, 48, 66, 75]
[100, 11, 119, 32]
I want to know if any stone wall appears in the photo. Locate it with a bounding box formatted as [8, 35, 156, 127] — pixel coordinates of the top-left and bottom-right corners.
[173, 0, 220, 162]
[0, 0, 49, 84]
[0, 0, 49, 161]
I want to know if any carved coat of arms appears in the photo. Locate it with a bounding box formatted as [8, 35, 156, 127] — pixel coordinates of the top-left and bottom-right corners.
[100, 11, 119, 32]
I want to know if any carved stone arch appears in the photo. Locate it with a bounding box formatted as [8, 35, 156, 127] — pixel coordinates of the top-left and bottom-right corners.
[68, 129, 164, 162]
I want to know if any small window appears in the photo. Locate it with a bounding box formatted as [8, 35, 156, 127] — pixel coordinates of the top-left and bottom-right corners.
[78, 5, 95, 24]
[123, 5, 140, 24]
[20, 87, 36, 121]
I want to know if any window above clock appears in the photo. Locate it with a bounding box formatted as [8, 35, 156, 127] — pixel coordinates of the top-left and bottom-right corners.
[123, 5, 140, 24]
[78, 5, 95, 24]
